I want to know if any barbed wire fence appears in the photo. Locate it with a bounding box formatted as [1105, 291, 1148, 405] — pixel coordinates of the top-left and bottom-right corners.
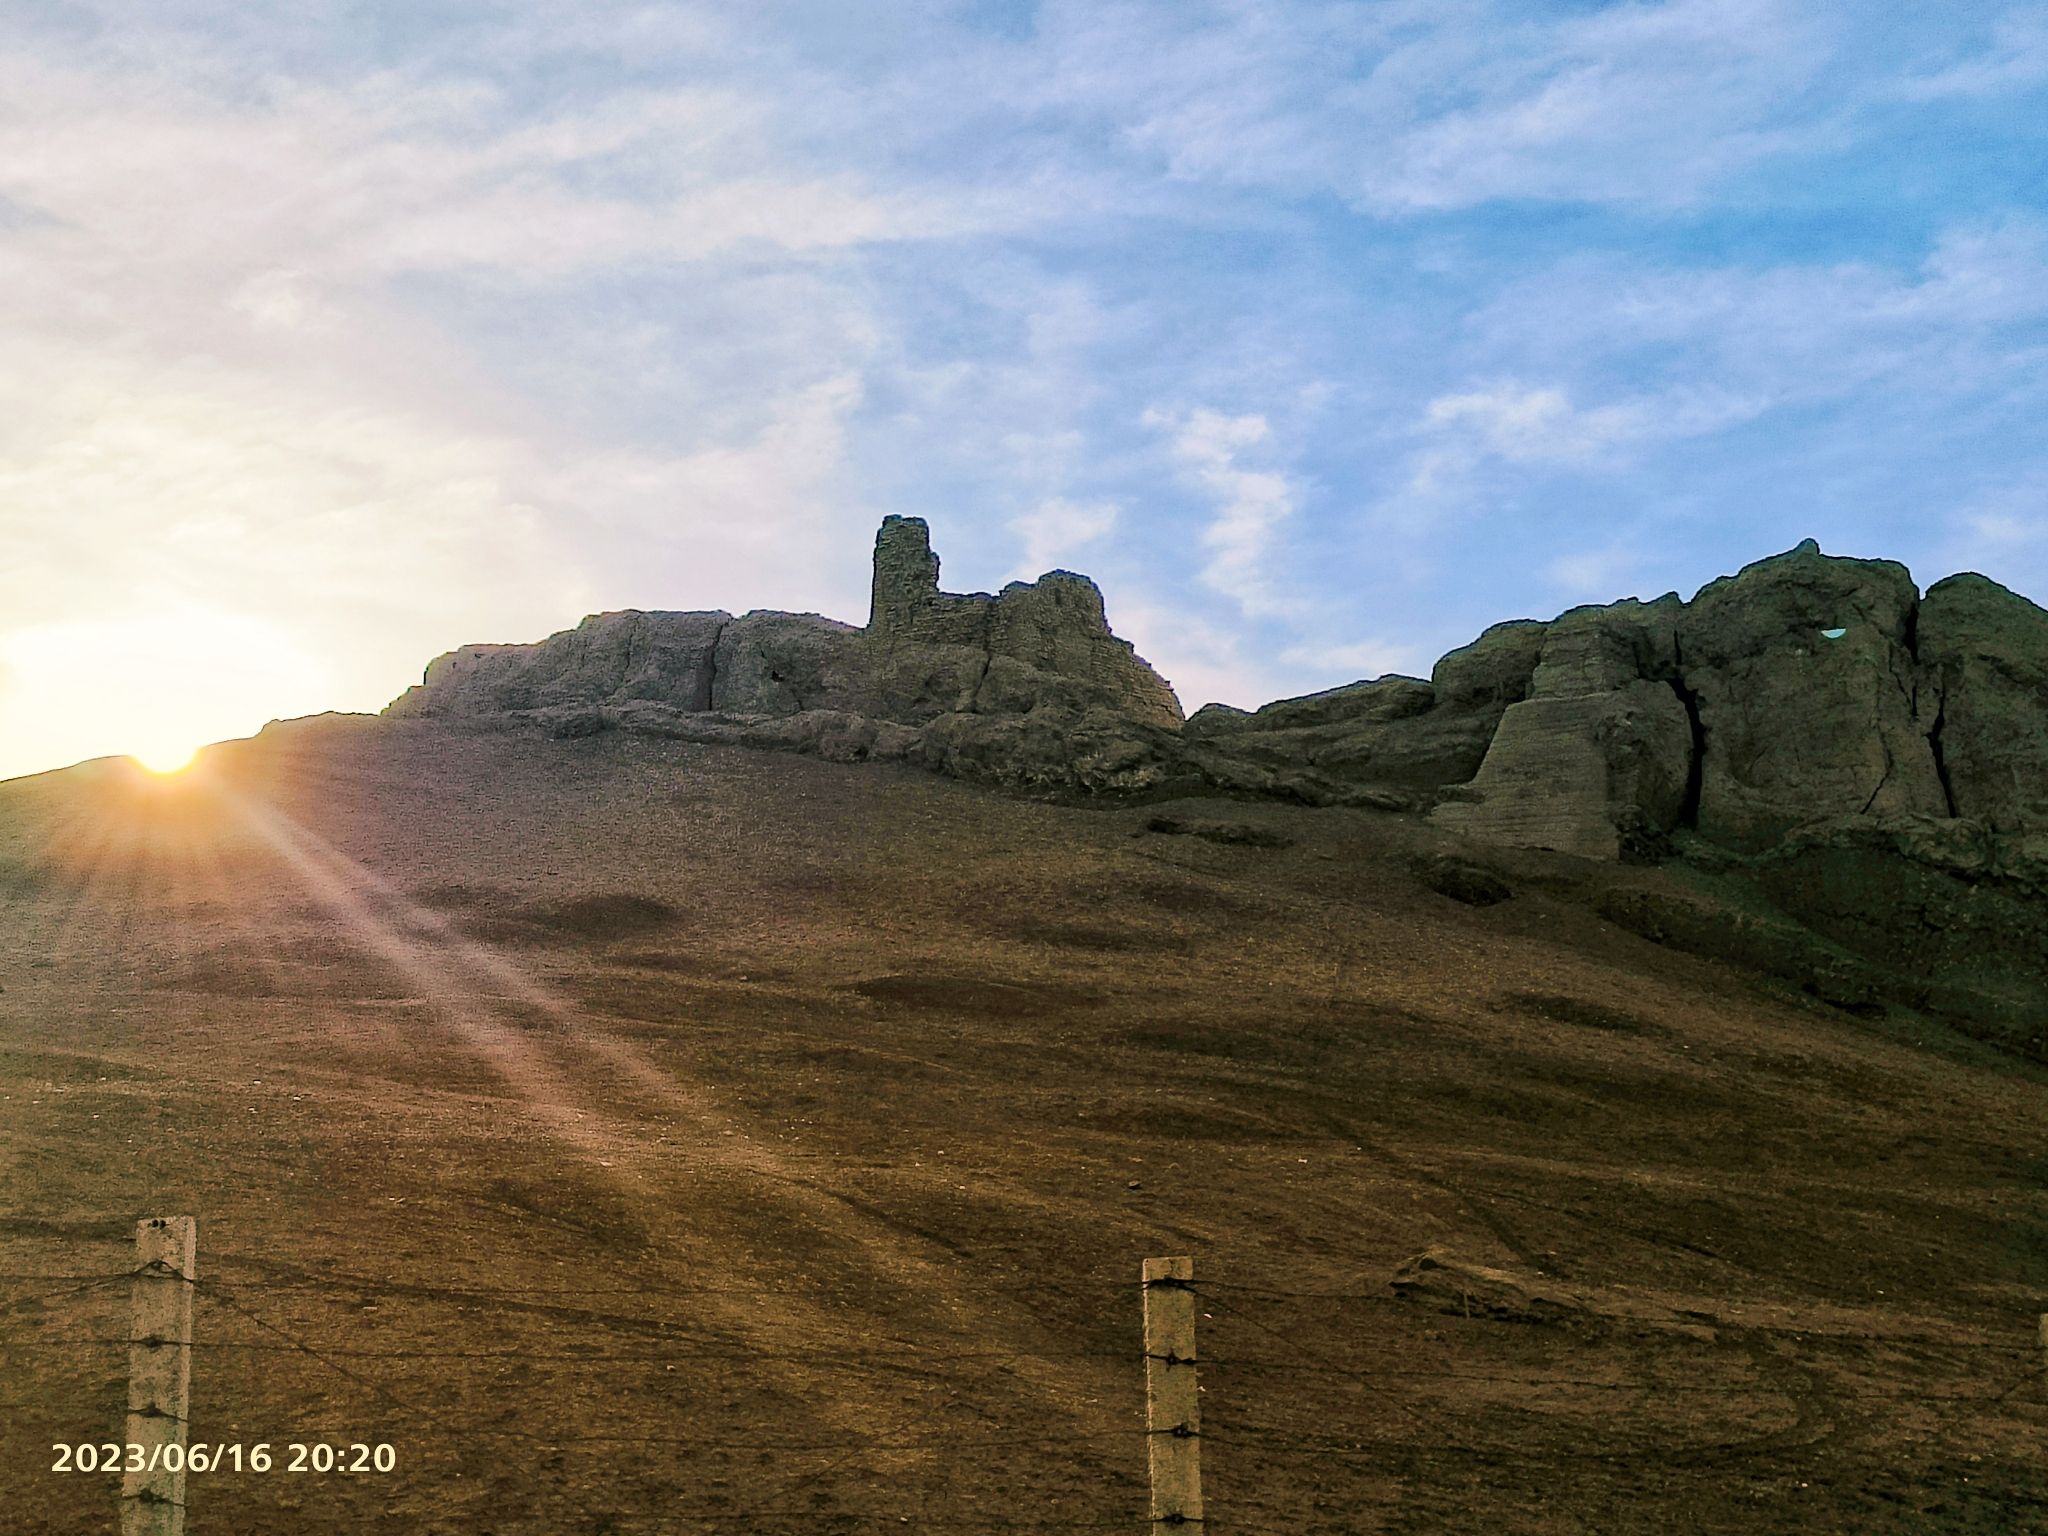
[3, 1228, 2045, 1534]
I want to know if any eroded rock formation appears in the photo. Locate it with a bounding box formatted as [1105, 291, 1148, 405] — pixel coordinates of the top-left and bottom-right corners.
[1676, 541, 1947, 850]
[1394, 539, 2043, 862]
[389, 523, 2048, 867]
[1917, 572, 2048, 833]
[1431, 604, 1694, 860]
[388, 518, 1183, 793]
[1179, 621, 1554, 810]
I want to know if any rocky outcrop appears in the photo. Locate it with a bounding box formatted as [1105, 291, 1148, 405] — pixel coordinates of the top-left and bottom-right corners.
[1413, 542, 2020, 860]
[1432, 600, 1692, 859]
[1432, 683, 1694, 859]
[709, 614, 871, 716]
[867, 515, 1184, 728]
[388, 518, 1183, 794]
[1916, 572, 2048, 833]
[396, 610, 730, 716]
[1178, 622, 1555, 808]
[1749, 812, 2048, 1058]
[391, 523, 2048, 874]
[1675, 540, 1946, 852]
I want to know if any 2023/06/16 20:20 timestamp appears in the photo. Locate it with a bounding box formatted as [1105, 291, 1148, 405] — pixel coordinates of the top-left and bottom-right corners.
[52, 1442, 398, 1474]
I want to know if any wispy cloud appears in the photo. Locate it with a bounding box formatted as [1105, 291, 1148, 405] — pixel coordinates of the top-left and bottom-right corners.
[1895, 11, 2048, 100]
[1449, 220, 2048, 451]
[1424, 384, 1650, 466]
[1111, 597, 1284, 715]
[1007, 497, 1119, 582]
[1381, 378, 1761, 537]
[1144, 407, 1300, 617]
[1277, 638, 1426, 684]
[1028, 0, 1842, 212]
[1935, 470, 2048, 604]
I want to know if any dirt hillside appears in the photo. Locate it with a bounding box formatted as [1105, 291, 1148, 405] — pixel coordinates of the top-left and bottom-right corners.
[1, 716, 2043, 1534]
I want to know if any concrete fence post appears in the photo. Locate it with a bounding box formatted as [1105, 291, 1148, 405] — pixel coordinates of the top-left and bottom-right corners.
[1142, 1256, 1203, 1530]
[121, 1217, 195, 1536]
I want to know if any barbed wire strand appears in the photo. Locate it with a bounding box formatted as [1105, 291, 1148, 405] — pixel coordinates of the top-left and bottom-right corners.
[0, 1274, 131, 1307]
[192, 1276, 1153, 1457]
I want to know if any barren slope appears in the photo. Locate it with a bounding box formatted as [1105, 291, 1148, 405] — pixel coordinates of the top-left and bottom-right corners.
[1, 716, 2043, 1534]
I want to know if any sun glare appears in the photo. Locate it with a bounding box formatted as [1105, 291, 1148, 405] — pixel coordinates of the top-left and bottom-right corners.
[134, 742, 201, 775]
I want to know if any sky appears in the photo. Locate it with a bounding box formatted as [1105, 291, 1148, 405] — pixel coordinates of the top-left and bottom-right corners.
[2, 0, 2046, 779]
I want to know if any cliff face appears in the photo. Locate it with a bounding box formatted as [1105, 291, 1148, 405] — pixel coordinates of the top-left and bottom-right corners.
[1917, 572, 2048, 833]
[1184, 539, 2048, 866]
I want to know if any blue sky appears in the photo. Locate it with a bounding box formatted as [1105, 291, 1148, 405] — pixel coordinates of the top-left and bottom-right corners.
[2, 0, 2045, 776]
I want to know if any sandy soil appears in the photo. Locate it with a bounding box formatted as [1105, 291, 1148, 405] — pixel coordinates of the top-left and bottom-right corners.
[1, 715, 2043, 1534]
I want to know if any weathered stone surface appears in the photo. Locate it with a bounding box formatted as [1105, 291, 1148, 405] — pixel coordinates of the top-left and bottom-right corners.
[1182, 674, 1503, 805]
[1308, 711, 1502, 790]
[708, 612, 868, 716]
[913, 707, 1179, 795]
[1676, 540, 1945, 852]
[1529, 596, 1681, 698]
[1432, 619, 1551, 706]
[867, 516, 1182, 728]
[869, 514, 947, 638]
[388, 517, 1183, 795]
[1185, 677, 1435, 737]
[1755, 811, 2048, 1057]
[385, 516, 2048, 910]
[1432, 682, 1694, 860]
[1187, 620, 1551, 804]
[388, 610, 730, 718]
[538, 702, 925, 765]
[1428, 592, 1694, 857]
[1917, 572, 2048, 832]
[860, 642, 992, 724]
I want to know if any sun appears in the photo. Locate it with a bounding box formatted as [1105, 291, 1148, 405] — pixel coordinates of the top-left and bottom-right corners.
[133, 741, 202, 775]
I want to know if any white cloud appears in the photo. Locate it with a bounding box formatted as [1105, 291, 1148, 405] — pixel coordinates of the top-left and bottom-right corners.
[2, 0, 2041, 780]
[1547, 547, 1646, 602]
[0, 31, 932, 776]
[0, 340, 576, 777]
[1895, 11, 2048, 100]
[529, 372, 880, 619]
[1359, 0, 1838, 211]
[1276, 638, 1426, 683]
[1007, 498, 1119, 582]
[1932, 471, 2048, 605]
[1145, 406, 1299, 617]
[0, 58, 956, 291]
[1424, 384, 1648, 466]
[1460, 219, 2048, 426]
[1381, 379, 1761, 531]
[1028, 0, 1840, 212]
